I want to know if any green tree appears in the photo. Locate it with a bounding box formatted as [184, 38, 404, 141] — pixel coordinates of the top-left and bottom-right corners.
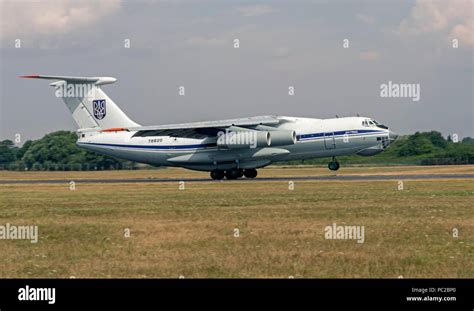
[462, 137, 474, 144]
[0, 140, 17, 165]
[425, 131, 448, 148]
[16, 140, 32, 159]
[20, 131, 126, 170]
[397, 132, 437, 156]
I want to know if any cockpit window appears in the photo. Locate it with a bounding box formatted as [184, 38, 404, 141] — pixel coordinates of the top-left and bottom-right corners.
[371, 119, 388, 129]
[363, 119, 388, 129]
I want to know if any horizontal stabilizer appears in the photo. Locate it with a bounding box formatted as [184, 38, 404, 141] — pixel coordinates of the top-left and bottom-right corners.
[19, 75, 117, 86]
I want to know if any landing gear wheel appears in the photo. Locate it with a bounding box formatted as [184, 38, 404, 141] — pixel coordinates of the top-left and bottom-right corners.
[328, 161, 340, 171]
[225, 169, 241, 180]
[210, 170, 225, 180]
[243, 169, 258, 178]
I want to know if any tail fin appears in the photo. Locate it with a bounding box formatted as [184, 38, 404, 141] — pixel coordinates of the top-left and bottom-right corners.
[20, 75, 140, 130]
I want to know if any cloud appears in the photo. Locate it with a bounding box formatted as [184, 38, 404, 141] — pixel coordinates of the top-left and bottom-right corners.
[450, 22, 473, 46]
[399, 0, 473, 46]
[356, 13, 374, 25]
[0, 0, 122, 41]
[237, 5, 273, 17]
[359, 51, 380, 60]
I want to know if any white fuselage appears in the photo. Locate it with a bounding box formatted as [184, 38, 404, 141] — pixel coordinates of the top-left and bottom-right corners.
[77, 116, 393, 171]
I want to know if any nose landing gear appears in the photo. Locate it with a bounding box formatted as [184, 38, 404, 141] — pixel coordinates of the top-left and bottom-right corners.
[328, 157, 340, 171]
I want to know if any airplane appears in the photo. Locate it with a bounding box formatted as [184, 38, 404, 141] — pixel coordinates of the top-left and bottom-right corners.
[21, 75, 398, 180]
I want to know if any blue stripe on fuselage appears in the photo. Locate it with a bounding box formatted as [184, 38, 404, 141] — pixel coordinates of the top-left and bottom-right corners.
[297, 129, 384, 141]
[78, 142, 217, 150]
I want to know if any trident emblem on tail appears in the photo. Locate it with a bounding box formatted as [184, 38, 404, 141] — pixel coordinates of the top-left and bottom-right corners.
[93, 99, 106, 120]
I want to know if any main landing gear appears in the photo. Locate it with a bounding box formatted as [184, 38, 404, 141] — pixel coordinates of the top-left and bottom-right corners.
[210, 170, 225, 180]
[328, 157, 340, 171]
[210, 168, 258, 180]
[243, 168, 257, 178]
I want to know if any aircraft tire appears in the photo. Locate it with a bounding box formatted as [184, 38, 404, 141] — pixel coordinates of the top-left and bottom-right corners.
[243, 169, 258, 178]
[225, 169, 241, 180]
[328, 161, 340, 171]
[210, 170, 225, 180]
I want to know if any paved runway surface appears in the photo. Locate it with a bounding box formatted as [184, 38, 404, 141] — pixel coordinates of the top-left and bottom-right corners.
[1, 174, 473, 184]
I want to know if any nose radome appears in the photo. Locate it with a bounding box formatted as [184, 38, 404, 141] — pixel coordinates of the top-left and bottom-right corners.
[389, 131, 398, 142]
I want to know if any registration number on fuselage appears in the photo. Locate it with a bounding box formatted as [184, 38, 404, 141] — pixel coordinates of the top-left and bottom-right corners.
[148, 138, 163, 143]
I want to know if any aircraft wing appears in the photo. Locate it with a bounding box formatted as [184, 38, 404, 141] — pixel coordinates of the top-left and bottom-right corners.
[130, 116, 279, 131]
[129, 116, 281, 138]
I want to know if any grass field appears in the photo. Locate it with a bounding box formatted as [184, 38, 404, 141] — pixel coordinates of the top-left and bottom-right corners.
[0, 165, 473, 278]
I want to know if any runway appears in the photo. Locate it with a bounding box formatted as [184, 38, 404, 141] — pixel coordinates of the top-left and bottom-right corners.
[1, 173, 473, 184]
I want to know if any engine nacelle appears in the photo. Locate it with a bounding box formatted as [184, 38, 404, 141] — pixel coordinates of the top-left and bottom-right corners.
[217, 131, 270, 149]
[269, 130, 296, 147]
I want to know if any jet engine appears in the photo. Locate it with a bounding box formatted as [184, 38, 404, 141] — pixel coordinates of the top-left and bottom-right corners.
[268, 130, 296, 147]
[216, 131, 270, 149]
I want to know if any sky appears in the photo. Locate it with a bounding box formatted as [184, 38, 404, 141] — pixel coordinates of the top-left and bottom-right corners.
[0, 0, 473, 143]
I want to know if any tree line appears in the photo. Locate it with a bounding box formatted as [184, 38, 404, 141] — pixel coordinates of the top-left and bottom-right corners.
[0, 131, 135, 171]
[0, 130, 473, 170]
